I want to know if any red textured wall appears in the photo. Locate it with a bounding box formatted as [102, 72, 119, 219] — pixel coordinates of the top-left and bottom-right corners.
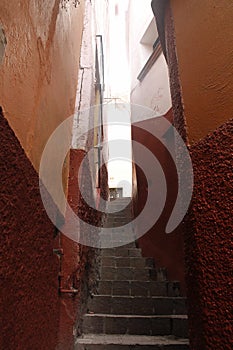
[185, 120, 233, 349]
[0, 2, 108, 348]
[161, 3, 233, 348]
[132, 109, 186, 293]
[0, 108, 60, 350]
[0, 110, 108, 350]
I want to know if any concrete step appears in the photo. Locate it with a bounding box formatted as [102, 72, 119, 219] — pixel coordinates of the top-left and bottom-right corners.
[101, 248, 142, 257]
[97, 280, 181, 297]
[100, 256, 154, 268]
[103, 221, 132, 228]
[82, 314, 188, 338]
[99, 266, 167, 281]
[105, 212, 132, 219]
[108, 198, 131, 203]
[100, 243, 136, 250]
[106, 215, 131, 222]
[103, 221, 132, 227]
[106, 213, 132, 219]
[107, 199, 131, 203]
[87, 295, 187, 315]
[109, 197, 132, 201]
[75, 334, 189, 349]
[106, 204, 131, 210]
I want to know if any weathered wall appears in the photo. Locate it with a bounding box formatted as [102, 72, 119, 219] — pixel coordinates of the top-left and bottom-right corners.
[170, 0, 233, 144]
[164, 4, 187, 143]
[0, 0, 84, 171]
[186, 120, 233, 349]
[0, 109, 107, 350]
[0, 2, 102, 349]
[159, 2, 233, 349]
[132, 109, 186, 292]
[57, 149, 95, 350]
[56, 1, 109, 346]
[0, 108, 60, 350]
[0, 116, 108, 350]
[60, 148, 108, 348]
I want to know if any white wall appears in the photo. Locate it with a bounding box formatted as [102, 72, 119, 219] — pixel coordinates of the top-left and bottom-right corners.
[128, 0, 172, 115]
[104, 0, 130, 100]
[128, 0, 156, 90]
[131, 54, 171, 115]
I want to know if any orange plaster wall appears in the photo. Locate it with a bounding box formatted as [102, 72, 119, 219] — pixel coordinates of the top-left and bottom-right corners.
[170, 0, 233, 144]
[0, 0, 84, 171]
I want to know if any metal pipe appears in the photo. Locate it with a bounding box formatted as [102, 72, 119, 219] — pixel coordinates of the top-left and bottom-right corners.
[59, 289, 79, 294]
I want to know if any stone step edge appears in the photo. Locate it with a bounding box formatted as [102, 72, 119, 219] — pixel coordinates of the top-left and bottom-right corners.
[100, 256, 153, 259]
[96, 280, 176, 287]
[90, 295, 186, 300]
[84, 313, 188, 319]
[100, 267, 158, 271]
[100, 246, 139, 249]
[96, 279, 179, 283]
[100, 249, 144, 252]
[75, 334, 189, 346]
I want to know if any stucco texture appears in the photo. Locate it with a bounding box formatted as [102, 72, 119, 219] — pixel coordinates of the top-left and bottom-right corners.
[0, 115, 108, 350]
[0, 108, 60, 350]
[0, 1, 108, 349]
[132, 110, 186, 292]
[153, 2, 233, 348]
[0, 0, 84, 170]
[170, 0, 233, 145]
[185, 120, 233, 349]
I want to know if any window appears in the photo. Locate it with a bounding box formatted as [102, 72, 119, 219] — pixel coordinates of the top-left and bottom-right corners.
[137, 18, 162, 82]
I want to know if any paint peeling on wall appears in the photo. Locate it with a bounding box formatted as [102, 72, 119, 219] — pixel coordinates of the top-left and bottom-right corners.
[61, 0, 81, 10]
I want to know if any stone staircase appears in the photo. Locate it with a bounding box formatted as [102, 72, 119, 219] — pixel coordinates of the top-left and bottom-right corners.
[75, 198, 189, 349]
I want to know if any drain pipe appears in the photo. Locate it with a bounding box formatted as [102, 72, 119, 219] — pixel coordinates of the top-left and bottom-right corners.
[53, 248, 79, 295]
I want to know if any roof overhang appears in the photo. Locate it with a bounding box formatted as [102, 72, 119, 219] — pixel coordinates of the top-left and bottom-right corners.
[151, 0, 169, 61]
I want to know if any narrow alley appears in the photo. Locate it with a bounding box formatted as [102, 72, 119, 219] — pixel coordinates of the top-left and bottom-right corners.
[0, 1, 232, 350]
[76, 198, 189, 349]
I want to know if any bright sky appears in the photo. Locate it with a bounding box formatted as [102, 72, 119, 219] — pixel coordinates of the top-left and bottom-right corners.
[105, 0, 130, 99]
[105, 0, 132, 197]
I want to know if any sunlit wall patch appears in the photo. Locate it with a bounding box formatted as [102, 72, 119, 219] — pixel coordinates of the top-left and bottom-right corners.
[0, 25, 7, 65]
